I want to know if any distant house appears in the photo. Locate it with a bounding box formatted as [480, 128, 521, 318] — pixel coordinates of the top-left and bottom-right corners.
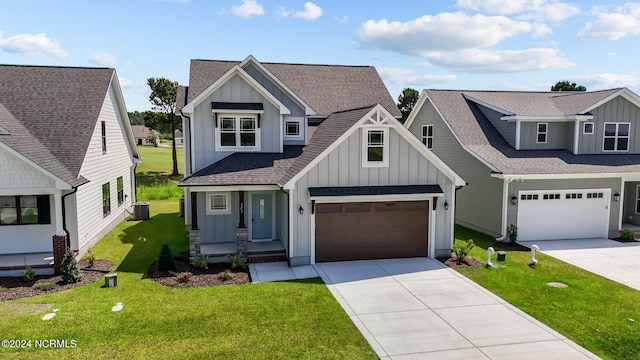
[177, 55, 463, 266]
[132, 125, 157, 146]
[406, 88, 640, 241]
[174, 129, 184, 146]
[0, 65, 140, 276]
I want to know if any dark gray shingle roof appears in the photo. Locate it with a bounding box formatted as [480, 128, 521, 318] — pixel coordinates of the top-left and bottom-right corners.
[0, 65, 118, 186]
[182, 58, 400, 117]
[426, 89, 640, 175]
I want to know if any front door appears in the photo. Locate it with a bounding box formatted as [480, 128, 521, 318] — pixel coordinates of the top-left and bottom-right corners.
[252, 193, 272, 240]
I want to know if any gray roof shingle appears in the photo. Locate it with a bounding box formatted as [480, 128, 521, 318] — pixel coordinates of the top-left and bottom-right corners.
[0, 64, 120, 186]
[181, 58, 400, 117]
[426, 89, 640, 175]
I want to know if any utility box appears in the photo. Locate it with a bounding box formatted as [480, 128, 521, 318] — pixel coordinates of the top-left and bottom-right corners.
[497, 251, 506, 261]
[133, 202, 149, 220]
[105, 273, 118, 287]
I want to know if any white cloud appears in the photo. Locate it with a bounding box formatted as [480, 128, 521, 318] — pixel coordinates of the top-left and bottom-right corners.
[456, 0, 580, 22]
[293, 2, 323, 21]
[377, 67, 457, 86]
[573, 73, 640, 89]
[0, 31, 69, 58]
[90, 52, 132, 67]
[578, 3, 640, 40]
[335, 15, 349, 23]
[425, 48, 574, 73]
[230, 0, 264, 17]
[119, 77, 148, 95]
[358, 12, 536, 56]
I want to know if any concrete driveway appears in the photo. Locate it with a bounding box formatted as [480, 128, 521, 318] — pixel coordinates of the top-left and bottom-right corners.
[520, 238, 640, 291]
[314, 258, 598, 359]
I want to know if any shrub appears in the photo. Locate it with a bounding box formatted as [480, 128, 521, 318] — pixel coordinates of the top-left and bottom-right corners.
[194, 254, 209, 270]
[620, 228, 635, 240]
[176, 271, 192, 283]
[83, 248, 96, 268]
[61, 248, 83, 283]
[507, 224, 518, 244]
[33, 282, 56, 291]
[219, 269, 234, 281]
[23, 259, 35, 282]
[157, 244, 175, 271]
[453, 239, 475, 263]
[226, 252, 248, 271]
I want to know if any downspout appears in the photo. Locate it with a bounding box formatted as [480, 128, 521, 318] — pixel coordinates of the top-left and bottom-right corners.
[496, 176, 514, 242]
[282, 189, 291, 265]
[180, 110, 193, 176]
[61, 187, 79, 250]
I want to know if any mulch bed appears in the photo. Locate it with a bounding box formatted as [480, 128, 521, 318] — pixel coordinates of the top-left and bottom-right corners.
[614, 238, 639, 243]
[437, 255, 484, 269]
[146, 253, 250, 288]
[0, 260, 113, 302]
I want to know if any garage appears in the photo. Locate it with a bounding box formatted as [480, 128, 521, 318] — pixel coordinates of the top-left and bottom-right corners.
[517, 189, 610, 241]
[315, 200, 429, 262]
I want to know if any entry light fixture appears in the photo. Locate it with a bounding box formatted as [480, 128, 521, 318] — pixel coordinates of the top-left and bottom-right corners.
[511, 194, 518, 205]
[613, 192, 620, 202]
[443, 201, 449, 210]
[298, 205, 304, 215]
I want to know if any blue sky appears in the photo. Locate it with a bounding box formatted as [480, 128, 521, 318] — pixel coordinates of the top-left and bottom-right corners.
[1, 0, 640, 111]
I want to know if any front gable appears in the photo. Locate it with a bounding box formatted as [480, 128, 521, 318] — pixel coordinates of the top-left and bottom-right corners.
[0, 145, 57, 193]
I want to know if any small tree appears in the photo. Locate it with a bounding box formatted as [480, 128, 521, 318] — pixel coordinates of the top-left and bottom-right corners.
[61, 248, 82, 283]
[551, 81, 586, 92]
[157, 244, 175, 271]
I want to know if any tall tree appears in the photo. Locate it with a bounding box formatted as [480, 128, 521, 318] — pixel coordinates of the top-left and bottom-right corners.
[551, 81, 586, 92]
[127, 111, 146, 125]
[147, 77, 181, 176]
[397, 88, 419, 124]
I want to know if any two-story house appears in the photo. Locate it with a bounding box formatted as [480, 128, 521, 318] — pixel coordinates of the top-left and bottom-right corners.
[177, 56, 464, 266]
[406, 88, 640, 242]
[0, 65, 139, 276]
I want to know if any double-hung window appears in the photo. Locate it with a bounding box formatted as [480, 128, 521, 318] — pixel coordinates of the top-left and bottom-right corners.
[0, 195, 50, 225]
[102, 183, 111, 217]
[216, 114, 259, 151]
[603, 122, 630, 151]
[422, 125, 433, 149]
[362, 127, 389, 167]
[536, 123, 548, 143]
[117, 176, 124, 207]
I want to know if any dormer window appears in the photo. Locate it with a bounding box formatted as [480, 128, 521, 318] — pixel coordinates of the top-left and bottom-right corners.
[362, 127, 389, 167]
[215, 114, 260, 151]
[284, 117, 304, 140]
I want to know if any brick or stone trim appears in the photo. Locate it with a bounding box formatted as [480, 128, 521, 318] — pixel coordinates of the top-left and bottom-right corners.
[52, 234, 67, 275]
[237, 228, 248, 261]
[0, 264, 53, 271]
[189, 230, 201, 264]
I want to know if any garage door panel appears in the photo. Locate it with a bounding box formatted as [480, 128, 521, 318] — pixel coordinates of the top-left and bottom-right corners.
[315, 201, 428, 262]
[517, 190, 609, 241]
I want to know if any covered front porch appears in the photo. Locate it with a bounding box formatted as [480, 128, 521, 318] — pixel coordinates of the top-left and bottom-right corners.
[0, 252, 54, 277]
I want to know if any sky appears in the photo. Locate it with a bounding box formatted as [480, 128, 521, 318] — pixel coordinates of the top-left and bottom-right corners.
[1, 0, 640, 112]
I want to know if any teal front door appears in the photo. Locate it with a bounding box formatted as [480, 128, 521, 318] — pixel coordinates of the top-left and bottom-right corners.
[252, 193, 272, 240]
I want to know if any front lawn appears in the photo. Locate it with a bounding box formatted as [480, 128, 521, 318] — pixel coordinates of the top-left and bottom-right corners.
[0, 200, 375, 359]
[455, 226, 640, 360]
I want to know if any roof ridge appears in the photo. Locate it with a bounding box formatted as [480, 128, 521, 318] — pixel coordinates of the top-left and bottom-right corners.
[190, 58, 372, 68]
[0, 63, 114, 71]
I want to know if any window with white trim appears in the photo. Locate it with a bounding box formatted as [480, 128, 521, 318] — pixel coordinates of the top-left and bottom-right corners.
[362, 127, 389, 167]
[422, 125, 433, 149]
[536, 123, 547, 143]
[206, 192, 231, 215]
[636, 185, 640, 214]
[603, 122, 630, 151]
[284, 117, 303, 139]
[583, 122, 594, 134]
[102, 183, 111, 217]
[215, 114, 259, 151]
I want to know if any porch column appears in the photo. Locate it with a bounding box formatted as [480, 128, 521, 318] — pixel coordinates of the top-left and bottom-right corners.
[237, 191, 248, 261]
[53, 192, 64, 236]
[52, 234, 67, 275]
[189, 191, 200, 263]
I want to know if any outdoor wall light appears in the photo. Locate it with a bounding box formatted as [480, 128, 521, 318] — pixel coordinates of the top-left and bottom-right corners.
[613, 192, 620, 202]
[298, 205, 304, 215]
[443, 201, 449, 210]
[511, 194, 518, 205]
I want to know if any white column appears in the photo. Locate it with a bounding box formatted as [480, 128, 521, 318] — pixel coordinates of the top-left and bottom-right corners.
[573, 120, 580, 154]
[54, 191, 64, 236]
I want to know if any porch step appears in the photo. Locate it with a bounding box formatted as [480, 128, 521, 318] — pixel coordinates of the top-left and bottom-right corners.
[247, 252, 287, 263]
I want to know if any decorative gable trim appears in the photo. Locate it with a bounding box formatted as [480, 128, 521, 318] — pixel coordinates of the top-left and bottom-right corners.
[580, 87, 640, 114]
[283, 104, 465, 189]
[181, 65, 291, 116]
[240, 55, 316, 116]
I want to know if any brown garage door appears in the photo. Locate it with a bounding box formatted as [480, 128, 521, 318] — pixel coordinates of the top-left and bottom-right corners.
[315, 200, 429, 262]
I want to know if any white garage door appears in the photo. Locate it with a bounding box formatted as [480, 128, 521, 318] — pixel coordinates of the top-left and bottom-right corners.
[517, 189, 610, 241]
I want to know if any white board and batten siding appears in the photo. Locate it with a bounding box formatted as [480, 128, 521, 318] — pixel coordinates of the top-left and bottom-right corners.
[289, 126, 455, 264]
[73, 85, 134, 256]
[0, 147, 59, 253]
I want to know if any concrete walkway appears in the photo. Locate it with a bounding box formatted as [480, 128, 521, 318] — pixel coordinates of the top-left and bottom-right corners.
[314, 258, 598, 359]
[249, 261, 318, 283]
[520, 238, 640, 291]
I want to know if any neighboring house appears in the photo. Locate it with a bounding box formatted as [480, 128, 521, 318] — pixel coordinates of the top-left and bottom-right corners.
[174, 129, 184, 146]
[0, 65, 140, 276]
[177, 55, 464, 266]
[132, 125, 158, 146]
[405, 88, 640, 242]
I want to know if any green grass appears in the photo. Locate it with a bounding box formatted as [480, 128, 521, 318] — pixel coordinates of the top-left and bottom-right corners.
[455, 226, 640, 360]
[0, 200, 375, 359]
[136, 146, 184, 201]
